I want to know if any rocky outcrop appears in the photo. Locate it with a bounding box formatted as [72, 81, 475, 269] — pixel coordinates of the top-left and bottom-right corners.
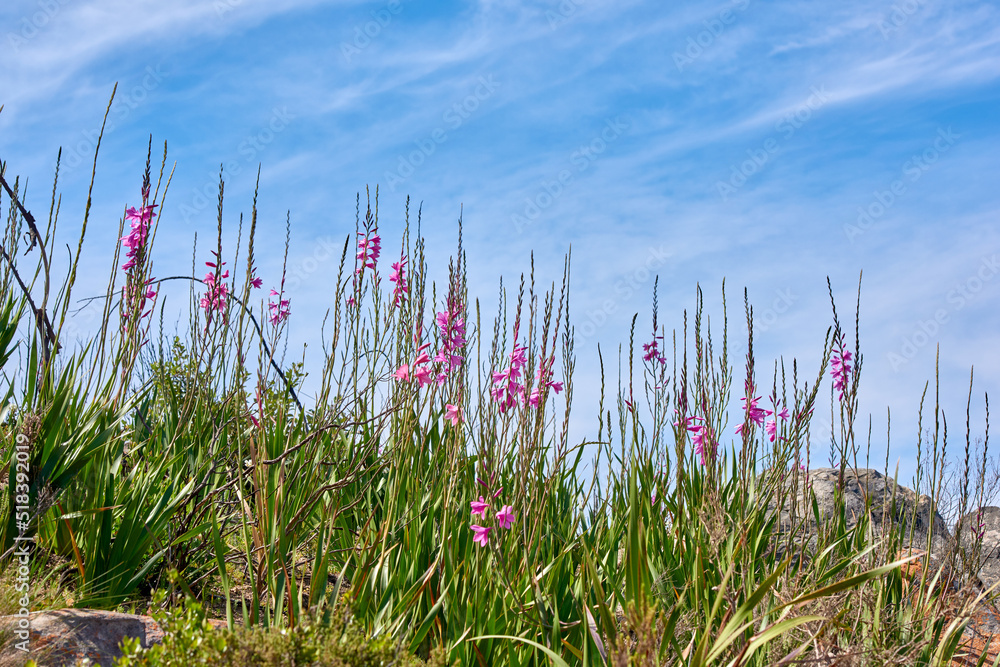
[0, 609, 225, 666]
[766, 467, 953, 556]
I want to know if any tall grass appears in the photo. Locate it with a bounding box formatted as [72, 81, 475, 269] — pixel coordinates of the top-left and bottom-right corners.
[1, 117, 997, 665]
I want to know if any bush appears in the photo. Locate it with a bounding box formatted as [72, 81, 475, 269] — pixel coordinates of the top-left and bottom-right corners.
[114, 594, 452, 667]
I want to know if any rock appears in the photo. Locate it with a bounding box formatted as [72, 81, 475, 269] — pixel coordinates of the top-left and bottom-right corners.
[766, 467, 953, 557]
[0, 609, 225, 666]
[955, 506, 1000, 592]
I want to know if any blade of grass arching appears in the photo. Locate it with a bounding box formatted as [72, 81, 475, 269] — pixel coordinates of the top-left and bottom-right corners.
[696, 550, 748, 665]
[408, 583, 447, 654]
[780, 552, 922, 609]
[579, 547, 617, 654]
[466, 635, 572, 667]
[725, 615, 824, 667]
[55, 502, 85, 583]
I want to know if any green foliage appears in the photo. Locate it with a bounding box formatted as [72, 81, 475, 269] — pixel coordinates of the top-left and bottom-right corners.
[0, 141, 995, 665]
[115, 591, 452, 667]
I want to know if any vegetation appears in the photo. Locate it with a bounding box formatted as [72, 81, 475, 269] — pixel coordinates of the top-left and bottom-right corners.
[1, 106, 998, 665]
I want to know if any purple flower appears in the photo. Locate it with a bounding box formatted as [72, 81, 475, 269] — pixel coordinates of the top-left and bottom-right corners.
[496, 505, 515, 529]
[471, 496, 489, 518]
[830, 335, 853, 401]
[491, 344, 528, 412]
[470, 524, 492, 547]
[390, 255, 408, 306]
[268, 288, 290, 325]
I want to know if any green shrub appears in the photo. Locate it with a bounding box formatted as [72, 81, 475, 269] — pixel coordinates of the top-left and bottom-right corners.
[115, 594, 452, 667]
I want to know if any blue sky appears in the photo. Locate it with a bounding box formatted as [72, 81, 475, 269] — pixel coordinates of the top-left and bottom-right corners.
[2, 0, 999, 486]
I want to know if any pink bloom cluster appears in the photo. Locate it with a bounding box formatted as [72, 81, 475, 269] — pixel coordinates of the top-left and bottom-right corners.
[347, 228, 381, 308]
[433, 296, 466, 379]
[356, 229, 381, 274]
[490, 344, 564, 413]
[394, 342, 434, 386]
[675, 414, 716, 466]
[490, 344, 528, 412]
[200, 251, 230, 326]
[643, 333, 666, 364]
[393, 295, 467, 388]
[121, 201, 156, 272]
[268, 288, 290, 325]
[528, 356, 564, 408]
[469, 483, 515, 547]
[119, 192, 159, 325]
[830, 336, 853, 401]
[389, 255, 408, 306]
[734, 393, 790, 443]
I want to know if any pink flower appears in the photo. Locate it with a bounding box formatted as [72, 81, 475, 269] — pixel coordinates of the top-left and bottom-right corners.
[413, 364, 434, 387]
[735, 395, 768, 435]
[471, 496, 489, 518]
[268, 288, 290, 325]
[250, 276, 263, 289]
[528, 356, 564, 408]
[491, 344, 528, 412]
[445, 403, 462, 426]
[390, 255, 408, 306]
[200, 255, 232, 326]
[470, 524, 492, 547]
[496, 505, 515, 529]
[434, 295, 467, 376]
[393, 364, 410, 381]
[674, 414, 715, 466]
[356, 230, 381, 274]
[642, 334, 666, 364]
[830, 336, 853, 401]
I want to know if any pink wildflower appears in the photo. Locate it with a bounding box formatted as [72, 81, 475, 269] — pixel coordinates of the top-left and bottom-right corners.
[393, 364, 410, 381]
[735, 395, 768, 435]
[830, 336, 853, 401]
[528, 356, 564, 408]
[674, 414, 715, 466]
[356, 230, 381, 274]
[642, 334, 666, 364]
[268, 288, 290, 325]
[496, 505, 515, 529]
[434, 295, 467, 375]
[390, 255, 408, 306]
[491, 344, 528, 412]
[445, 403, 463, 426]
[470, 496, 489, 518]
[470, 524, 492, 547]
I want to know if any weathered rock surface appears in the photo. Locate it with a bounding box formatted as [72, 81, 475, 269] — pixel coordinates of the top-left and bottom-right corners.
[0, 609, 225, 666]
[955, 506, 1000, 592]
[766, 467, 953, 556]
